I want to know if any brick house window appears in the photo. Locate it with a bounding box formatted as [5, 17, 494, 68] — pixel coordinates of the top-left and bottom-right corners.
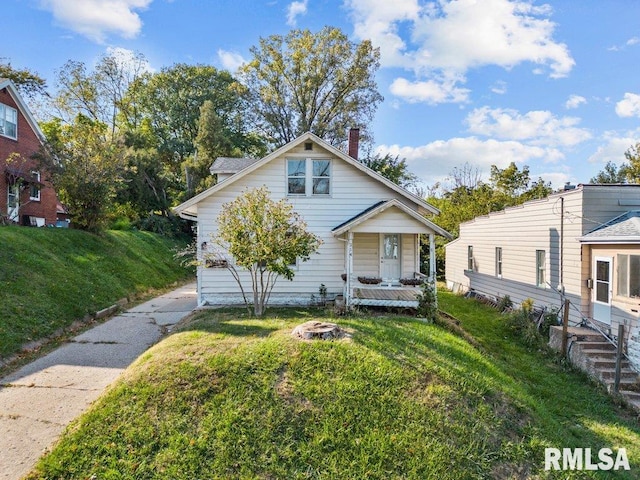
[0, 102, 17, 139]
[30, 171, 41, 201]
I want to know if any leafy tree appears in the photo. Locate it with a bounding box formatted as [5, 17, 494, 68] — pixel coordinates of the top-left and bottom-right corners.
[426, 162, 551, 278]
[0, 59, 47, 99]
[53, 52, 149, 134]
[130, 64, 260, 200]
[241, 26, 382, 148]
[621, 142, 640, 183]
[191, 100, 267, 195]
[360, 153, 417, 189]
[590, 160, 627, 184]
[209, 186, 322, 316]
[38, 116, 126, 232]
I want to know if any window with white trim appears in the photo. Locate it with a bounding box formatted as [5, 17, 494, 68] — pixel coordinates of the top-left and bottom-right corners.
[617, 254, 640, 298]
[495, 247, 502, 278]
[536, 250, 546, 288]
[287, 158, 331, 196]
[467, 245, 474, 271]
[30, 171, 41, 201]
[0, 103, 17, 139]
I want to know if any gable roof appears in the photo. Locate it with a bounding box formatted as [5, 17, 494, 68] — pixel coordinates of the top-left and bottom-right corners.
[332, 199, 452, 238]
[579, 211, 640, 244]
[174, 132, 440, 219]
[0, 78, 45, 142]
[210, 157, 260, 174]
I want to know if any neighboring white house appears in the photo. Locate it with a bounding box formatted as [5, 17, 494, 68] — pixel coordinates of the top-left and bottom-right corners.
[445, 184, 640, 371]
[174, 131, 451, 309]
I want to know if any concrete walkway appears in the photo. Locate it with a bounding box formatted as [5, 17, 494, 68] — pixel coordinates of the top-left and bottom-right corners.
[0, 283, 198, 480]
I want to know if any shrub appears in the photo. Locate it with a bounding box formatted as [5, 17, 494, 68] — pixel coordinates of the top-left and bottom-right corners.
[417, 282, 437, 322]
[497, 295, 513, 312]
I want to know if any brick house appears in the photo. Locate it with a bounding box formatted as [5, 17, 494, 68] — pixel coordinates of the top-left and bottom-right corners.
[0, 78, 58, 226]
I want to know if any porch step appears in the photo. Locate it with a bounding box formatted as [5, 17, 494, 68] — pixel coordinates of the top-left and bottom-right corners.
[575, 340, 616, 351]
[550, 326, 640, 413]
[589, 357, 631, 369]
[595, 367, 639, 382]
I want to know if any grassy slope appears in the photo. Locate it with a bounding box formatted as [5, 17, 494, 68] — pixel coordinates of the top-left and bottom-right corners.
[0, 227, 192, 359]
[26, 295, 640, 480]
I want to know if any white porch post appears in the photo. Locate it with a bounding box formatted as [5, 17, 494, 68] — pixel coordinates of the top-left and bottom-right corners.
[415, 234, 420, 275]
[346, 230, 354, 308]
[429, 232, 437, 309]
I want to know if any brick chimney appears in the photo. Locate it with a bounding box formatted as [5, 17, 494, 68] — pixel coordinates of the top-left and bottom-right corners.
[348, 128, 360, 160]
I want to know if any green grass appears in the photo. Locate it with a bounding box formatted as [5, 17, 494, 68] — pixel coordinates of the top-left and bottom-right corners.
[25, 294, 640, 479]
[0, 226, 193, 359]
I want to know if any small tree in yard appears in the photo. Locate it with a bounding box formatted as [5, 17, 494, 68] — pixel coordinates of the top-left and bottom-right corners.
[211, 186, 322, 316]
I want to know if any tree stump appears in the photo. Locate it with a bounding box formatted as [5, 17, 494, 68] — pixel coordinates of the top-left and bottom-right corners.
[291, 321, 351, 340]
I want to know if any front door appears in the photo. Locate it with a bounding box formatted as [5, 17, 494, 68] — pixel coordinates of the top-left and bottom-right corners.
[7, 183, 19, 222]
[593, 256, 612, 325]
[380, 233, 401, 281]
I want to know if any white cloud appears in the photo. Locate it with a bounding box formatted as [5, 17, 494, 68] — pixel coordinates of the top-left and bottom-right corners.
[615, 93, 640, 118]
[287, 0, 308, 26]
[103, 46, 154, 73]
[587, 129, 640, 165]
[40, 0, 152, 43]
[627, 36, 640, 46]
[217, 49, 246, 73]
[347, 0, 574, 104]
[565, 94, 586, 109]
[389, 76, 470, 104]
[375, 137, 563, 187]
[491, 80, 508, 95]
[465, 107, 591, 147]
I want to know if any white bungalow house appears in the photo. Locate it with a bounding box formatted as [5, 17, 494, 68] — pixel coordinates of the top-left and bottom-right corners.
[174, 131, 451, 309]
[445, 184, 640, 371]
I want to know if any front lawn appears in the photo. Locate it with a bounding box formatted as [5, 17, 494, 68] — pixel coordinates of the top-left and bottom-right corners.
[26, 293, 640, 479]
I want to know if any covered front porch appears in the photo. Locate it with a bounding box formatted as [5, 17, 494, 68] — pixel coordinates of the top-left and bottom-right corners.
[332, 199, 451, 309]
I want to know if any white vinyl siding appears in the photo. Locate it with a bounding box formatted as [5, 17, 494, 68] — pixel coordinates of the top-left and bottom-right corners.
[446, 185, 640, 326]
[196, 142, 424, 303]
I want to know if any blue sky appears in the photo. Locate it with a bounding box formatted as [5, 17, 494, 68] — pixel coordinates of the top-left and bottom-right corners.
[4, 0, 640, 191]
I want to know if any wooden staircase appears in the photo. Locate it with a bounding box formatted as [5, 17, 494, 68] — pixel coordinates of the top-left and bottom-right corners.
[550, 326, 640, 412]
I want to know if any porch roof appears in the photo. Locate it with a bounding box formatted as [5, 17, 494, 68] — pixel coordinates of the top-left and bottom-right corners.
[332, 199, 452, 238]
[579, 210, 640, 244]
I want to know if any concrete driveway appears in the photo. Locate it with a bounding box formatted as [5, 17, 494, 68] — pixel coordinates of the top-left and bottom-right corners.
[0, 283, 198, 480]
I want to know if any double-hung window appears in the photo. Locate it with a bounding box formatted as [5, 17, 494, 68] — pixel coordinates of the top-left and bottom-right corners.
[287, 159, 331, 196]
[495, 247, 502, 278]
[0, 103, 17, 139]
[287, 160, 306, 195]
[30, 171, 41, 201]
[536, 250, 546, 288]
[467, 246, 474, 271]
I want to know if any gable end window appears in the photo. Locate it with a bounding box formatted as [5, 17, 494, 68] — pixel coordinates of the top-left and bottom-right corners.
[0, 103, 17, 139]
[287, 158, 331, 196]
